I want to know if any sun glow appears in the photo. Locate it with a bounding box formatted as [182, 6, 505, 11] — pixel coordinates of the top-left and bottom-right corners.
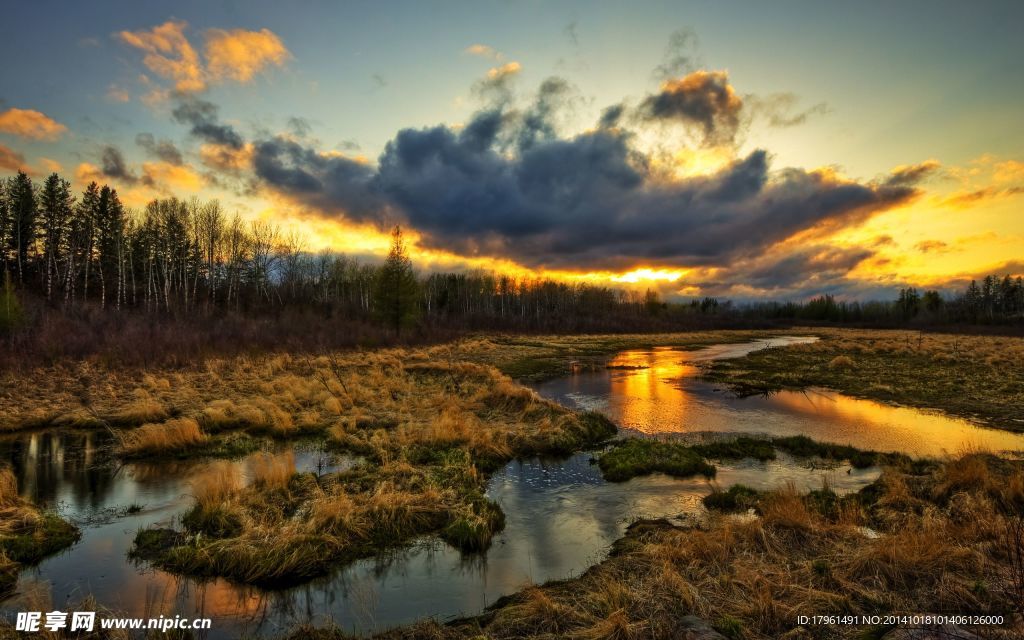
[610, 268, 687, 284]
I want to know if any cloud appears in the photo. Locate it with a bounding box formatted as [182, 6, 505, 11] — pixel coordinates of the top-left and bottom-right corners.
[171, 96, 244, 148]
[0, 144, 27, 172]
[653, 28, 700, 80]
[246, 102, 921, 272]
[141, 161, 204, 192]
[993, 159, 1024, 183]
[749, 93, 830, 128]
[637, 70, 743, 146]
[473, 62, 523, 103]
[74, 162, 103, 184]
[885, 159, 941, 187]
[915, 239, 950, 254]
[204, 27, 289, 83]
[465, 44, 504, 60]
[251, 135, 381, 216]
[734, 245, 876, 292]
[199, 141, 254, 173]
[937, 185, 1024, 209]
[106, 84, 131, 103]
[118, 21, 289, 96]
[515, 77, 575, 150]
[118, 20, 206, 93]
[0, 108, 67, 140]
[487, 61, 522, 81]
[135, 133, 183, 165]
[98, 145, 138, 183]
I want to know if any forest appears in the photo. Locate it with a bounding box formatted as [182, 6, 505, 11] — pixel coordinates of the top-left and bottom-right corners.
[0, 170, 1021, 366]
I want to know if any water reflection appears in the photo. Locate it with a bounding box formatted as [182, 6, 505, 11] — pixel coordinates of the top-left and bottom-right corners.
[3, 337, 1017, 636]
[539, 337, 1024, 457]
[0, 434, 876, 638]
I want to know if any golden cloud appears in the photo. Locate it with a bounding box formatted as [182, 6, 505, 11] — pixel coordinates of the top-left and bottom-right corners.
[994, 159, 1024, 184]
[205, 28, 289, 83]
[142, 161, 205, 192]
[74, 162, 104, 184]
[199, 142, 254, 173]
[0, 144, 28, 172]
[465, 43, 503, 60]
[118, 20, 206, 93]
[936, 186, 1024, 210]
[0, 108, 67, 140]
[487, 61, 522, 80]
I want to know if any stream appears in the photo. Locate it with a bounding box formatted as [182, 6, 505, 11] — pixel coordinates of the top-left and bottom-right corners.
[2, 336, 1022, 637]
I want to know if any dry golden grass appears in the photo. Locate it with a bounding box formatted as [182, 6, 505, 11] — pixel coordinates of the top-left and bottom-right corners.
[119, 417, 208, 456]
[128, 361, 586, 586]
[0, 330, 783, 433]
[345, 452, 1020, 640]
[0, 467, 43, 538]
[249, 451, 295, 490]
[191, 462, 242, 511]
[0, 468, 79, 595]
[703, 328, 1024, 431]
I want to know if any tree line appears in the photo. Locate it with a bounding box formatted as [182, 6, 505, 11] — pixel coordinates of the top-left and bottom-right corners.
[1, 170, 1021, 352]
[0, 171, 687, 338]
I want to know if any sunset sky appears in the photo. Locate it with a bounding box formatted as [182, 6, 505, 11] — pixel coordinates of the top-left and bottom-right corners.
[1, 0, 1022, 300]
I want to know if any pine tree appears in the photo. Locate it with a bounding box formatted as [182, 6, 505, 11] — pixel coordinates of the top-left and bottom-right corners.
[39, 173, 74, 301]
[373, 225, 420, 334]
[7, 171, 37, 284]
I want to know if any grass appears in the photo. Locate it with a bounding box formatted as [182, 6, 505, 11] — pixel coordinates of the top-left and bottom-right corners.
[598, 434, 892, 483]
[598, 439, 716, 482]
[118, 417, 208, 456]
[702, 484, 761, 512]
[0, 467, 79, 595]
[700, 328, 1024, 432]
[296, 452, 1022, 640]
[129, 363, 615, 587]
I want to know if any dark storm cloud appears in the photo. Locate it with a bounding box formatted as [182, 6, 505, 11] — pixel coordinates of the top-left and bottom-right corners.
[598, 103, 626, 129]
[99, 145, 137, 183]
[742, 247, 875, 289]
[885, 160, 941, 187]
[135, 133, 183, 165]
[177, 66, 927, 278]
[246, 100, 920, 272]
[516, 77, 574, 151]
[250, 135, 382, 215]
[171, 97, 244, 149]
[637, 70, 743, 145]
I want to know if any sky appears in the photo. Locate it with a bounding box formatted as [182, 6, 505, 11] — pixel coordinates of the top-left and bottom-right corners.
[1, 0, 1022, 300]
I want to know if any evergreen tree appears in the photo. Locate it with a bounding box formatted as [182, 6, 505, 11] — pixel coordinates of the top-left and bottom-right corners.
[39, 173, 74, 301]
[77, 182, 100, 303]
[7, 171, 37, 283]
[373, 225, 420, 334]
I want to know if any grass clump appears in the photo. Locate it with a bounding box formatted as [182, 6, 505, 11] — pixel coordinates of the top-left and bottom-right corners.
[119, 417, 208, 457]
[598, 439, 716, 482]
[703, 484, 761, 512]
[691, 436, 776, 461]
[770, 435, 880, 469]
[0, 467, 79, 594]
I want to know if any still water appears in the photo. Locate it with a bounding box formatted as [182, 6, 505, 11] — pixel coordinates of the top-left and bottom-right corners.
[536, 336, 1024, 457]
[2, 337, 1021, 637]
